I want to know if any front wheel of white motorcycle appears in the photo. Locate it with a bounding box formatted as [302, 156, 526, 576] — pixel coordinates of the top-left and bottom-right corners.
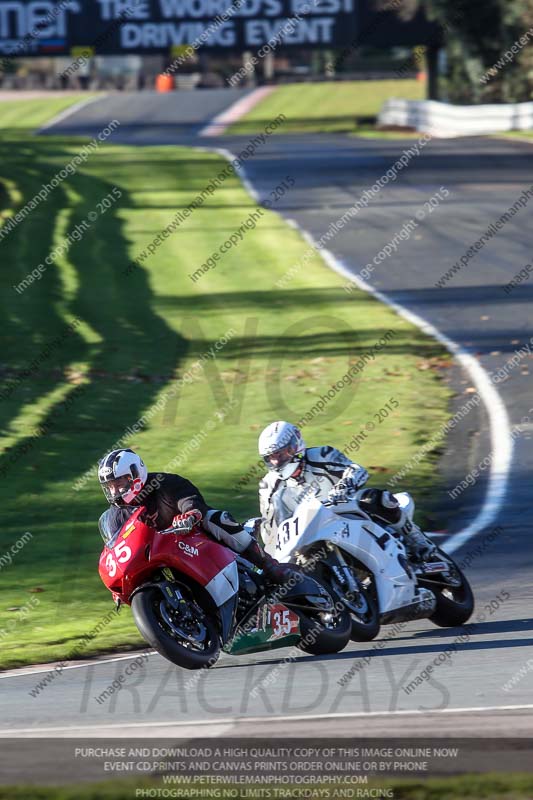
[326, 560, 380, 642]
[343, 583, 380, 642]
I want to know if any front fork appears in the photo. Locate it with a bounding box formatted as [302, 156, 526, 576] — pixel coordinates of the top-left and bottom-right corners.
[327, 545, 360, 596]
[297, 544, 362, 601]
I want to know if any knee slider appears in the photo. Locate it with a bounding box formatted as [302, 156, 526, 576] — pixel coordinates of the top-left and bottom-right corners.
[359, 488, 401, 524]
[205, 509, 242, 534]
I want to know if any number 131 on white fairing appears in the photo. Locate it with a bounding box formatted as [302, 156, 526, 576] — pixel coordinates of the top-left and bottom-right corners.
[105, 541, 132, 577]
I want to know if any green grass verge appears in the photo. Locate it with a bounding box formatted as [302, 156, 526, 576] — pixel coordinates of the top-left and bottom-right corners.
[0, 101, 450, 669]
[227, 79, 426, 135]
[3, 774, 533, 799]
[0, 95, 98, 129]
[499, 131, 533, 140]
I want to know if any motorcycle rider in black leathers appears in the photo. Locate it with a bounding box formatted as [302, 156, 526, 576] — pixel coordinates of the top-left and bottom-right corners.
[97, 448, 292, 582]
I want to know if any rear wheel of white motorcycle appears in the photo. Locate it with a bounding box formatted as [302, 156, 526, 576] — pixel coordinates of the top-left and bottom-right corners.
[424, 549, 475, 627]
[296, 584, 352, 655]
[131, 586, 220, 670]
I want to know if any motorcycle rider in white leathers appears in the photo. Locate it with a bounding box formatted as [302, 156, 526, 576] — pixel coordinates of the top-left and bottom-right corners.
[256, 421, 436, 561]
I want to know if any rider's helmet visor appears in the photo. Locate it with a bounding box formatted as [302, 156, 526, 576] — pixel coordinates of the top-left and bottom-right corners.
[101, 475, 132, 505]
[263, 442, 298, 470]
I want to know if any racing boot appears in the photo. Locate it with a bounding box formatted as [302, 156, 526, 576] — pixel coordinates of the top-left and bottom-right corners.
[242, 540, 296, 584]
[398, 517, 436, 561]
[358, 489, 436, 561]
[391, 493, 436, 561]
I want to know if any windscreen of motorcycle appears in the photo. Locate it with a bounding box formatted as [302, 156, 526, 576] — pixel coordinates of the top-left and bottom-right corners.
[98, 506, 136, 547]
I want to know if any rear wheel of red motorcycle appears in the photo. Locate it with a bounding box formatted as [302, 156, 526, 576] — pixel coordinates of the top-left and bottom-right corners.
[131, 587, 220, 670]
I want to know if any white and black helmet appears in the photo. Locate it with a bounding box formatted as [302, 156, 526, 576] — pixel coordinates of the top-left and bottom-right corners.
[258, 421, 306, 480]
[98, 449, 148, 506]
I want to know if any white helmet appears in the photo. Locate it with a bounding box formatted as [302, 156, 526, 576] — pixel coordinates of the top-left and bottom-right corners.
[98, 449, 148, 506]
[258, 421, 306, 480]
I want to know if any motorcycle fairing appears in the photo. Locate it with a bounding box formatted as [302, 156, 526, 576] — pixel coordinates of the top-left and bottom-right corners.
[264, 497, 419, 615]
[99, 508, 240, 611]
[224, 600, 301, 655]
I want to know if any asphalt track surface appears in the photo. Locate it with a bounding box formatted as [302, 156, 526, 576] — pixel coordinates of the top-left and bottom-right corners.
[5, 92, 532, 746]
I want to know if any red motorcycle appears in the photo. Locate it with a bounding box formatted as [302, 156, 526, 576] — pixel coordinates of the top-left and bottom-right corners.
[98, 507, 351, 670]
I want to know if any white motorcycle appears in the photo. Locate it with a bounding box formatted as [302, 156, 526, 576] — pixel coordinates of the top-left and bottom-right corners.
[258, 495, 474, 642]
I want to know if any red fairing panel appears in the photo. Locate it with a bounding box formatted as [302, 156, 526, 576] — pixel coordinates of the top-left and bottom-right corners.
[98, 507, 238, 605]
[149, 529, 236, 585]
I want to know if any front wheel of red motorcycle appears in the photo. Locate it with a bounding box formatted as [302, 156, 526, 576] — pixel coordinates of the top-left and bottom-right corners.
[131, 587, 220, 670]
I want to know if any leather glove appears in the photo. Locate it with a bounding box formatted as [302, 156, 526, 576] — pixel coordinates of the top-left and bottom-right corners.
[170, 509, 203, 532]
[328, 484, 353, 504]
[328, 466, 368, 504]
[341, 465, 369, 490]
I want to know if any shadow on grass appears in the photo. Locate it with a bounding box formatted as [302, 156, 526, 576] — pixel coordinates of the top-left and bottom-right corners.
[0, 133, 185, 605]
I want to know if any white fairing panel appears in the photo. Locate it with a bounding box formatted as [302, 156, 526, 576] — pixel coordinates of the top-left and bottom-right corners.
[263, 497, 418, 614]
[205, 561, 239, 607]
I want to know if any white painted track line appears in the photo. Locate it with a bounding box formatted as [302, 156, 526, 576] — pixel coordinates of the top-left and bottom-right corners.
[37, 95, 107, 133]
[0, 651, 156, 680]
[1, 705, 533, 737]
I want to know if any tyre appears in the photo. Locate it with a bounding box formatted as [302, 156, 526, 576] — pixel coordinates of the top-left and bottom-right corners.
[296, 583, 352, 655]
[131, 586, 220, 670]
[423, 550, 475, 628]
[322, 556, 380, 642]
[329, 572, 380, 642]
[347, 588, 380, 642]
